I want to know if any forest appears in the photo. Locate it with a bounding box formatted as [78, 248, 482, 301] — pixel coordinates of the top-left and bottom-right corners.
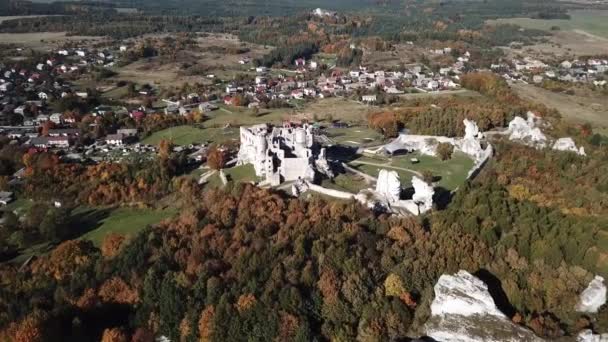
[1, 141, 607, 340]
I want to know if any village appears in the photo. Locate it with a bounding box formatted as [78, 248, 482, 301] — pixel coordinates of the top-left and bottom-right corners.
[0, 33, 602, 214]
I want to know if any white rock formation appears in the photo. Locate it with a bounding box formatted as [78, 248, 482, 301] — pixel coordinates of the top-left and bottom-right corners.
[577, 276, 607, 313]
[553, 137, 586, 156]
[375, 169, 401, 203]
[464, 119, 483, 140]
[411, 176, 434, 214]
[425, 270, 543, 342]
[577, 329, 608, 342]
[508, 113, 547, 146]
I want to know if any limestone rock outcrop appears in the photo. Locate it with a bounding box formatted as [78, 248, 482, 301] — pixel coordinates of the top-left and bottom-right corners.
[508, 112, 547, 146]
[411, 176, 434, 214]
[376, 169, 401, 203]
[424, 270, 543, 342]
[577, 276, 607, 313]
[577, 329, 608, 342]
[553, 137, 586, 156]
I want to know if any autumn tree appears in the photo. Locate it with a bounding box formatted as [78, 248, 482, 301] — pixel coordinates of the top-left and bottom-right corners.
[101, 327, 128, 342]
[101, 233, 126, 258]
[436, 142, 454, 160]
[206, 146, 227, 170]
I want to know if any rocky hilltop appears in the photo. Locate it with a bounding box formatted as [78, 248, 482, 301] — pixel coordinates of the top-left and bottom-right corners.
[424, 270, 543, 342]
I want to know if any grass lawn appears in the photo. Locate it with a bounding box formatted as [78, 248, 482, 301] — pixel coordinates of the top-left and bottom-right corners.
[142, 125, 239, 146]
[306, 97, 377, 123]
[205, 164, 259, 188]
[77, 206, 176, 246]
[392, 152, 474, 190]
[321, 173, 369, 193]
[349, 151, 474, 190]
[323, 126, 384, 146]
[102, 85, 129, 99]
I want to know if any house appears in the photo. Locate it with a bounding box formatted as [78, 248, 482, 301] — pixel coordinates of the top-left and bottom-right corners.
[38, 92, 49, 100]
[75, 92, 88, 98]
[294, 58, 306, 67]
[199, 102, 218, 112]
[58, 49, 69, 56]
[310, 61, 318, 70]
[30, 136, 71, 148]
[427, 80, 439, 91]
[48, 128, 79, 137]
[223, 95, 233, 105]
[118, 128, 138, 137]
[291, 90, 304, 99]
[560, 60, 572, 69]
[37, 63, 45, 71]
[120, 45, 127, 52]
[14, 105, 26, 116]
[256, 67, 268, 73]
[362, 94, 377, 103]
[0, 191, 14, 206]
[532, 75, 544, 84]
[0, 82, 13, 92]
[48, 136, 71, 148]
[49, 113, 64, 124]
[255, 76, 266, 85]
[106, 133, 126, 146]
[35, 114, 49, 124]
[130, 110, 146, 121]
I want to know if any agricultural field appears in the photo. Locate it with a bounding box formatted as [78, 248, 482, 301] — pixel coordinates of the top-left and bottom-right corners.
[0, 32, 103, 50]
[489, 10, 608, 57]
[305, 97, 378, 123]
[488, 10, 608, 38]
[142, 125, 239, 146]
[111, 33, 273, 87]
[511, 83, 608, 135]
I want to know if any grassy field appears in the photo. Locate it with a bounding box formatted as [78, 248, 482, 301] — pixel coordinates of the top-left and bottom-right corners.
[77, 206, 176, 246]
[305, 97, 377, 123]
[205, 105, 290, 127]
[321, 173, 370, 193]
[488, 10, 608, 38]
[511, 83, 608, 135]
[205, 164, 259, 188]
[323, 126, 384, 146]
[349, 151, 474, 190]
[142, 125, 239, 145]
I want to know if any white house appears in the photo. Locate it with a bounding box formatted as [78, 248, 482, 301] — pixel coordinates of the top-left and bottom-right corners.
[362, 94, 377, 103]
[50, 113, 63, 124]
[38, 92, 49, 100]
[106, 133, 126, 146]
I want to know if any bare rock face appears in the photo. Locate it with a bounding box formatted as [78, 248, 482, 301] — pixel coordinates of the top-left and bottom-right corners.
[508, 114, 547, 146]
[553, 137, 586, 156]
[577, 329, 608, 342]
[411, 176, 434, 213]
[577, 276, 607, 313]
[425, 270, 543, 342]
[376, 169, 401, 203]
